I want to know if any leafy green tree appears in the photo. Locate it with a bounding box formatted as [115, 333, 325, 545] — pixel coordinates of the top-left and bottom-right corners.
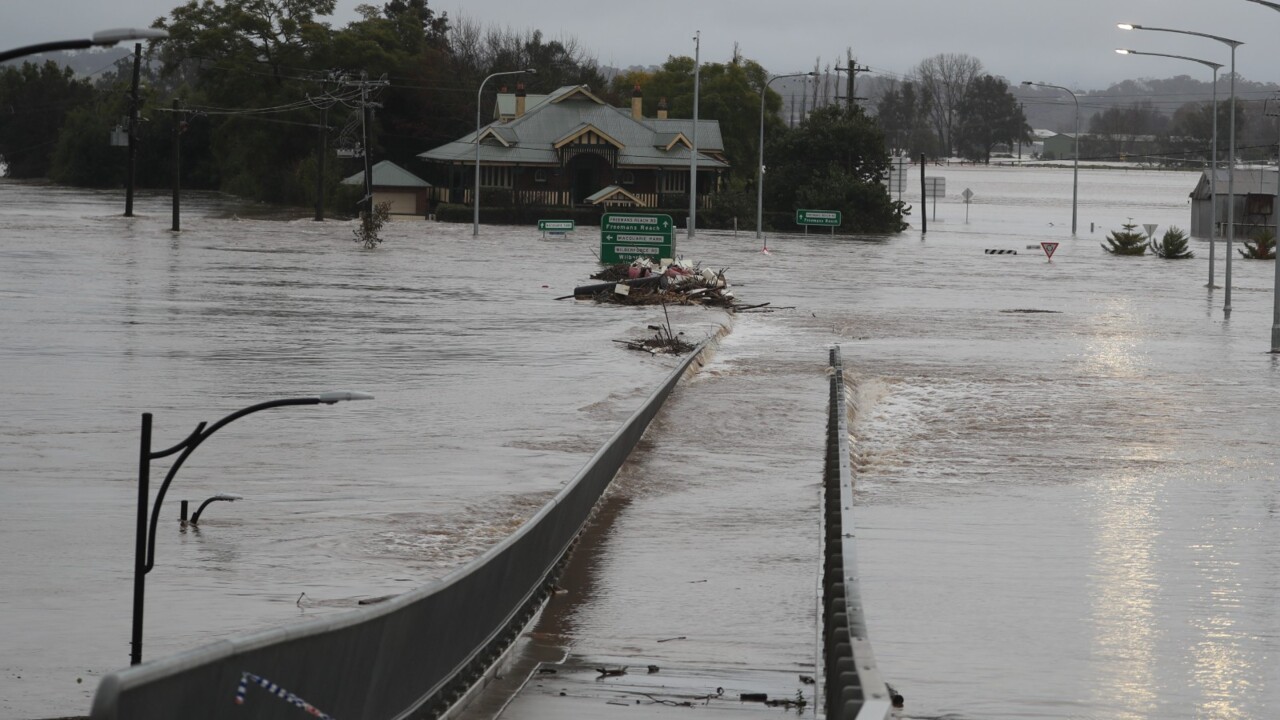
[1102, 220, 1148, 255]
[765, 104, 906, 233]
[639, 55, 770, 185]
[954, 75, 1028, 163]
[0, 61, 94, 178]
[1149, 226, 1194, 259]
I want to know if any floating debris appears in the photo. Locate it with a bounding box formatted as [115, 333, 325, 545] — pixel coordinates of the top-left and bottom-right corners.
[567, 258, 762, 311]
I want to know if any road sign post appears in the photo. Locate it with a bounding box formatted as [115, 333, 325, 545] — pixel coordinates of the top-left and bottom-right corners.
[796, 209, 842, 235]
[962, 187, 973, 224]
[600, 213, 675, 264]
[539, 219, 574, 238]
[1041, 241, 1060, 261]
[924, 177, 946, 221]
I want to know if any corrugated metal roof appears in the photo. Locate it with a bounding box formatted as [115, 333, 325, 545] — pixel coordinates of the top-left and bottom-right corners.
[420, 84, 728, 170]
[341, 160, 431, 188]
[1191, 168, 1278, 199]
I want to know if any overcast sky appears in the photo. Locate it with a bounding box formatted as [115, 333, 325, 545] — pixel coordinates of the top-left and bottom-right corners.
[7, 0, 1280, 90]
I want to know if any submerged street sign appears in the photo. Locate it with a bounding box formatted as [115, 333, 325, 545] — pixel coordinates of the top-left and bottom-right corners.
[1041, 241, 1060, 260]
[796, 209, 842, 227]
[600, 213, 674, 264]
[538, 219, 575, 233]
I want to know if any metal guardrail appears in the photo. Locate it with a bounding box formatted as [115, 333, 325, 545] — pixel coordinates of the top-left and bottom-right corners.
[822, 347, 893, 720]
[90, 341, 712, 720]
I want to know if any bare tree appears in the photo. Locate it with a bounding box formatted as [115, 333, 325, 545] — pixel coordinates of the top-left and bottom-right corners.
[912, 53, 983, 156]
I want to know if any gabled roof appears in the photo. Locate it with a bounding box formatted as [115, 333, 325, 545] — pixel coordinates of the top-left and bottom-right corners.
[585, 185, 645, 206]
[420, 84, 728, 170]
[1191, 168, 1277, 199]
[553, 123, 624, 150]
[341, 160, 431, 188]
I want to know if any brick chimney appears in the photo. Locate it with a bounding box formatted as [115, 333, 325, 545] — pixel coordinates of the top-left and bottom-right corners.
[515, 82, 527, 118]
[657, 97, 668, 120]
[631, 83, 643, 120]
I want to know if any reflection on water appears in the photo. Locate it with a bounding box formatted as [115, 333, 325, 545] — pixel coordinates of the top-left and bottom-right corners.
[3, 166, 1280, 719]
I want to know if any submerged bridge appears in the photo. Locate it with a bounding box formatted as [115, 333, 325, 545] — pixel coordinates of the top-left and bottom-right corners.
[89, 345, 892, 720]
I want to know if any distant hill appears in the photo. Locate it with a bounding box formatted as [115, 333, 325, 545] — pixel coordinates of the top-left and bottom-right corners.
[1, 47, 132, 77]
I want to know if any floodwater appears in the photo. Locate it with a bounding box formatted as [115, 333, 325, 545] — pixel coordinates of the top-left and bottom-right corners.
[2, 165, 1278, 720]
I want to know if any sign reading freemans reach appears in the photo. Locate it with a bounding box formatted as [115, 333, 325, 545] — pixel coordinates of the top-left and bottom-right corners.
[600, 213, 675, 264]
[796, 209, 842, 227]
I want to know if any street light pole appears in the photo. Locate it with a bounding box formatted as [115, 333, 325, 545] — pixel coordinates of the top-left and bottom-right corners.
[1115, 49, 1222, 289]
[757, 72, 818, 240]
[130, 391, 373, 666]
[1241, 0, 1280, 350]
[1022, 81, 1079, 235]
[1119, 23, 1241, 315]
[0, 27, 168, 63]
[474, 69, 534, 237]
[689, 30, 701, 241]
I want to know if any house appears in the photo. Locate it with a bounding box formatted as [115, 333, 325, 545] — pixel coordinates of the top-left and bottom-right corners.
[341, 160, 432, 215]
[418, 83, 728, 209]
[1189, 168, 1278, 239]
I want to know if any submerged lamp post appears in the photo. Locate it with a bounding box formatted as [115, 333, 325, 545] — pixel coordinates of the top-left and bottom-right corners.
[474, 68, 535, 237]
[757, 72, 819, 240]
[1242, 0, 1280, 350]
[1115, 49, 1222, 290]
[130, 391, 374, 666]
[1119, 23, 1241, 314]
[0, 27, 167, 63]
[1021, 81, 1079, 236]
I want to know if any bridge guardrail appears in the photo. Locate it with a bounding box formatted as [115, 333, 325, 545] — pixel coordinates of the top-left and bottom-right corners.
[90, 340, 712, 720]
[822, 346, 893, 720]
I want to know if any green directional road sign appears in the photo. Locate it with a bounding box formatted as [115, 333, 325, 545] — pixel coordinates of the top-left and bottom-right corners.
[796, 209, 842, 227]
[600, 213, 674, 264]
[538, 219, 575, 232]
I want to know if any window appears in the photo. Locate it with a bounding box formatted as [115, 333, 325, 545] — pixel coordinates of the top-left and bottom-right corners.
[620, 171, 635, 185]
[660, 172, 687, 193]
[480, 166, 512, 188]
[534, 169, 548, 183]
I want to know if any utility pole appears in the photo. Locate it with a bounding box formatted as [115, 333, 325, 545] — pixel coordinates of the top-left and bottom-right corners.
[336, 72, 388, 217]
[688, 30, 700, 240]
[124, 43, 141, 217]
[170, 99, 180, 231]
[315, 106, 326, 221]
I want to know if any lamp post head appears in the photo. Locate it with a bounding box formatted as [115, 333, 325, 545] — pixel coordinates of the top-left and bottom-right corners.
[1116, 49, 1132, 55]
[317, 391, 375, 404]
[524, 68, 536, 75]
[210, 493, 243, 502]
[1117, 23, 1137, 30]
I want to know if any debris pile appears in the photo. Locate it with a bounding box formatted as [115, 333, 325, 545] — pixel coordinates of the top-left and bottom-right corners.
[570, 258, 748, 309]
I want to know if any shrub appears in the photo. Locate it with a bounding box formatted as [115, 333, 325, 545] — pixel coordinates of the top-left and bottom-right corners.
[1102, 220, 1148, 256]
[1238, 228, 1276, 259]
[1150, 226, 1194, 259]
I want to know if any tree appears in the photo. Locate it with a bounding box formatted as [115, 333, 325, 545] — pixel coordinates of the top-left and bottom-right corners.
[912, 53, 983, 157]
[875, 80, 937, 157]
[765, 105, 906, 233]
[1150, 226, 1194, 259]
[953, 75, 1028, 163]
[641, 55, 770, 184]
[1102, 220, 1148, 255]
[1238, 229, 1275, 259]
[0, 61, 94, 178]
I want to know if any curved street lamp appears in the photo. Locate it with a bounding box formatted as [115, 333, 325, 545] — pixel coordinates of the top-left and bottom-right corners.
[0, 28, 168, 63]
[1119, 23, 1241, 314]
[757, 72, 819, 240]
[1022, 81, 1079, 235]
[1242, 0, 1280, 351]
[474, 68, 535, 237]
[130, 391, 374, 666]
[1116, 49, 1223, 290]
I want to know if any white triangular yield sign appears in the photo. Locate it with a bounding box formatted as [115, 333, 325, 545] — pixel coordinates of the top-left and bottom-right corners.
[1041, 241, 1060, 260]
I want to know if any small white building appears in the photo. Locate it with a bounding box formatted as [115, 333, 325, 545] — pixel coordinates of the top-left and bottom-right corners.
[1189, 168, 1278, 238]
[342, 160, 432, 215]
